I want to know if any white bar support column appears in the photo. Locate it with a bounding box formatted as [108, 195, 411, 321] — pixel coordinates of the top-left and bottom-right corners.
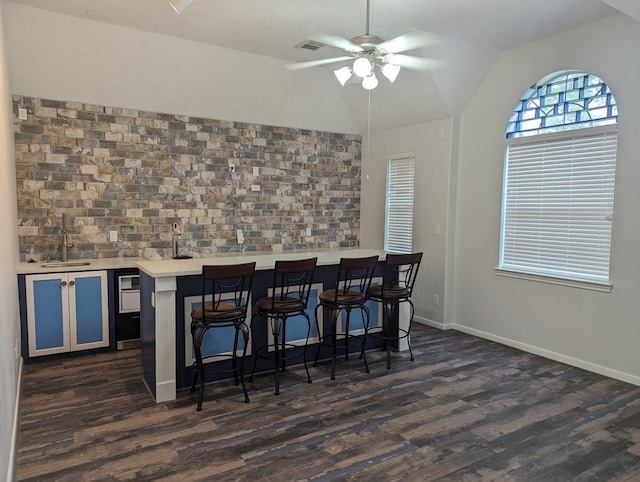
[154, 276, 177, 402]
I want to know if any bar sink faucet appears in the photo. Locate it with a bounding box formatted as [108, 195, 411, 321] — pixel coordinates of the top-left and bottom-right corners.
[62, 213, 74, 262]
[171, 226, 193, 259]
[172, 228, 182, 258]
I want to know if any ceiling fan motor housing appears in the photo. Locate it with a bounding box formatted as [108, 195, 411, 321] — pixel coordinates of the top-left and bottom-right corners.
[351, 34, 385, 50]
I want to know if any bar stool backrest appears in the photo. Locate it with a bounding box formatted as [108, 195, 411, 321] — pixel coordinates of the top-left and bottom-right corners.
[331, 255, 379, 303]
[200, 262, 256, 320]
[267, 257, 318, 312]
[380, 252, 423, 299]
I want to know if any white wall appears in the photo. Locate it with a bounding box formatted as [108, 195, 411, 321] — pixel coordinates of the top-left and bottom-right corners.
[4, 3, 358, 135]
[0, 0, 21, 479]
[361, 118, 454, 324]
[453, 13, 640, 384]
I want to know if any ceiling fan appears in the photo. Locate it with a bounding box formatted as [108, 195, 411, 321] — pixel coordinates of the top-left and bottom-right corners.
[287, 0, 440, 90]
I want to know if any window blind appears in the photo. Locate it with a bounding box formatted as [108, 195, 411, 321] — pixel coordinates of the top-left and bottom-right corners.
[500, 128, 617, 283]
[385, 155, 415, 254]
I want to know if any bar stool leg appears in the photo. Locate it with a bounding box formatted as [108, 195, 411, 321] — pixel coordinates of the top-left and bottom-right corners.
[384, 302, 392, 370]
[361, 305, 370, 374]
[313, 304, 323, 367]
[344, 308, 350, 361]
[302, 313, 312, 384]
[331, 309, 338, 380]
[407, 301, 415, 361]
[272, 317, 281, 395]
[192, 328, 206, 412]
[190, 323, 199, 393]
[281, 318, 287, 373]
[232, 327, 240, 386]
[239, 322, 250, 403]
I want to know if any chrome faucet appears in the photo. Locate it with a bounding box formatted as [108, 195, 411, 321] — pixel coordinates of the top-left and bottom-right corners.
[61, 213, 74, 262]
[172, 228, 182, 258]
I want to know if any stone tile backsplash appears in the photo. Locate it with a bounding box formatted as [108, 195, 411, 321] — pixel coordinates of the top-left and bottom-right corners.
[14, 96, 361, 261]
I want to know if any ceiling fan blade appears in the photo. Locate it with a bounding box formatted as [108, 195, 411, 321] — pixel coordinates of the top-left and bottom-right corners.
[286, 56, 353, 71]
[308, 34, 363, 53]
[377, 28, 440, 54]
[386, 54, 443, 72]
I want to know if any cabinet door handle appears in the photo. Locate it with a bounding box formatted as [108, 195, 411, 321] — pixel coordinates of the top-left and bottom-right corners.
[69, 280, 75, 286]
[61, 281, 67, 287]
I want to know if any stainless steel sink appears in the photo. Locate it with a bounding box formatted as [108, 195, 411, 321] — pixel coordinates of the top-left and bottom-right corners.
[41, 261, 91, 268]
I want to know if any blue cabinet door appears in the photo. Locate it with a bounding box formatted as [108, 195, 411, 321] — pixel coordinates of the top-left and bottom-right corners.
[26, 271, 109, 357]
[69, 271, 109, 350]
[26, 274, 70, 356]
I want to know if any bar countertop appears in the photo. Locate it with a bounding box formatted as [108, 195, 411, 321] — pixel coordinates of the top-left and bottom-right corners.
[135, 248, 387, 278]
[17, 256, 144, 275]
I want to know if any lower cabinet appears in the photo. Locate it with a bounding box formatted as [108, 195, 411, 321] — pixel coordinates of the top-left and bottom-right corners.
[25, 270, 109, 357]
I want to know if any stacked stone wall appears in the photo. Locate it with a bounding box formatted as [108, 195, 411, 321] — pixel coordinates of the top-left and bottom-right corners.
[13, 96, 361, 261]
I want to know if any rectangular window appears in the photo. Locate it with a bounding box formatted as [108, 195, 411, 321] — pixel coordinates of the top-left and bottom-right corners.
[499, 127, 617, 286]
[385, 154, 415, 254]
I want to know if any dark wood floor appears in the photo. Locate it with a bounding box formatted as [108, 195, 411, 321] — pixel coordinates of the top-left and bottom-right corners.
[16, 324, 640, 481]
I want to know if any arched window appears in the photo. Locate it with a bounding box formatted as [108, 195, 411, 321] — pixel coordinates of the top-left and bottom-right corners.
[498, 72, 618, 290]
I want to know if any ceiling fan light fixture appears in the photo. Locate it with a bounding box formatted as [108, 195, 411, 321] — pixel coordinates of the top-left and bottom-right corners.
[353, 57, 372, 78]
[169, 0, 193, 15]
[334, 66, 353, 86]
[362, 73, 379, 90]
[382, 63, 401, 83]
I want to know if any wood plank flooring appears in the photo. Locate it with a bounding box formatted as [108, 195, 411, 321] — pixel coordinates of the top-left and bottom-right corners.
[16, 324, 640, 481]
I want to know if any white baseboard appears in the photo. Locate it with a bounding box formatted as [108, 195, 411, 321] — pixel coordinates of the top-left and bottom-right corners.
[453, 323, 640, 386]
[413, 316, 640, 387]
[414, 315, 446, 330]
[7, 357, 23, 482]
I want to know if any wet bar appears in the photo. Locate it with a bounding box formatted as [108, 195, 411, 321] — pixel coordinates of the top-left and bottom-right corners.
[137, 248, 391, 402]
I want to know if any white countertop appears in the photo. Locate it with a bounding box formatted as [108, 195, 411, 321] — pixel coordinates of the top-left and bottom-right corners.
[17, 257, 144, 275]
[135, 248, 387, 278]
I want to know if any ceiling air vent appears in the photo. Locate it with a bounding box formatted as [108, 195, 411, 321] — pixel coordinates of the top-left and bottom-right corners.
[295, 39, 326, 51]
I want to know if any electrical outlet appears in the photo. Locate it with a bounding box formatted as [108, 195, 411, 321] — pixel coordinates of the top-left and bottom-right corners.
[236, 229, 244, 244]
[432, 294, 440, 306]
[109, 230, 118, 242]
[306, 227, 312, 236]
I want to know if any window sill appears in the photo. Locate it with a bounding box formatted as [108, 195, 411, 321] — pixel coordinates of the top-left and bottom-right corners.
[495, 268, 612, 293]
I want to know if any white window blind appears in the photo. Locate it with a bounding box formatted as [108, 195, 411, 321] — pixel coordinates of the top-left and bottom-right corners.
[500, 128, 617, 283]
[385, 155, 415, 254]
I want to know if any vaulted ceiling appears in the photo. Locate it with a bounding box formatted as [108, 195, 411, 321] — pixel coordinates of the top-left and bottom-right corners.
[6, 0, 639, 133]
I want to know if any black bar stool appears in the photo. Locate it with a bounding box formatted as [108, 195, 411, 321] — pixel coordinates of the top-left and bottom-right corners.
[190, 262, 256, 411]
[314, 255, 379, 380]
[250, 257, 318, 395]
[367, 252, 423, 369]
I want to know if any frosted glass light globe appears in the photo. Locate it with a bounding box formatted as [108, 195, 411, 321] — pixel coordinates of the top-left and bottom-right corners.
[362, 73, 379, 90]
[353, 57, 372, 78]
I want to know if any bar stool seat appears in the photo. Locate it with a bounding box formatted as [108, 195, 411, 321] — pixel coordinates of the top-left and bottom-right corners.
[367, 252, 422, 369]
[190, 262, 256, 411]
[314, 255, 379, 380]
[250, 257, 318, 395]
